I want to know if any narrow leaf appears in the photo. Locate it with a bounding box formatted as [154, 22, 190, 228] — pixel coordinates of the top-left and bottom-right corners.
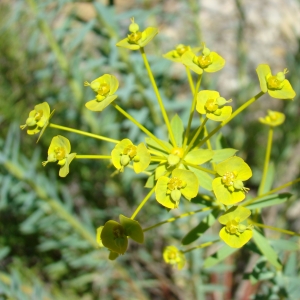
[211, 148, 237, 163]
[245, 193, 291, 210]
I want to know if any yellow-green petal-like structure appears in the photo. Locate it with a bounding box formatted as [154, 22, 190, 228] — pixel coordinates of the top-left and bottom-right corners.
[212, 156, 252, 205]
[84, 74, 119, 112]
[218, 206, 253, 248]
[155, 168, 198, 209]
[116, 21, 158, 50]
[20, 102, 54, 142]
[111, 139, 151, 173]
[163, 246, 186, 270]
[256, 64, 296, 100]
[259, 110, 285, 127]
[42, 135, 76, 177]
[181, 44, 225, 75]
[196, 90, 232, 122]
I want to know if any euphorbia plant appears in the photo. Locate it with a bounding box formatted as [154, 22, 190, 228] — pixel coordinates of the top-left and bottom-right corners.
[21, 18, 300, 271]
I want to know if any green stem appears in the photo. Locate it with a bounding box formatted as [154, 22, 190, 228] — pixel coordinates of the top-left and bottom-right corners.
[183, 74, 203, 148]
[139, 47, 176, 147]
[184, 117, 208, 155]
[151, 157, 167, 162]
[243, 177, 300, 207]
[183, 161, 216, 175]
[112, 103, 170, 152]
[3, 159, 97, 248]
[75, 155, 111, 159]
[49, 123, 119, 143]
[186, 67, 195, 94]
[258, 127, 273, 195]
[196, 91, 264, 148]
[143, 206, 213, 232]
[249, 220, 300, 237]
[182, 239, 219, 254]
[131, 187, 155, 220]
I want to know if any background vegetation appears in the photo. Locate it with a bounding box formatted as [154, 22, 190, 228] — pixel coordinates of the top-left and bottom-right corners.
[1, 0, 300, 299]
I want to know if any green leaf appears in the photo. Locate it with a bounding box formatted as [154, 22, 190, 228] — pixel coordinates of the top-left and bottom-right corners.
[203, 244, 238, 268]
[145, 173, 155, 188]
[170, 114, 184, 147]
[145, 137, 171, 156]
[269, 239, 299, 252]
[187, 165, 213, 191]
[184, 149, 213, 165]
[211, 148, 237, 163]
[245, 193, 291, 210]
[258, 162, 275, 195]
[252, 228, 282, 270]
[182, 208, 219, 245]
[119, 214, 144, 244]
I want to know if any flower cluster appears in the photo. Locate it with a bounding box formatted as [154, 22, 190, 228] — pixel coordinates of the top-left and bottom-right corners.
[20, 18, 298, 271]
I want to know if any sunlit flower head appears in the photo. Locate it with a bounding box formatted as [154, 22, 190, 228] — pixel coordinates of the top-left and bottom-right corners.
[196, 90, 232, 122]
[84, 74, 119, 111]
[116, 18, 158, 50]
[259, 110, 285, 127]
[156, 168, 198, 209]
[219, 206, 253, 248]
[20, 102, 54, 142]
[163, 44, 201, 63]
[212, 156, 252, 205]
[256, 64, 296, 100]
[42, 135, 76, 177]
[111, 139, 151, 173]
[181, 43, 225, 74]
[163, 246, 186, 270]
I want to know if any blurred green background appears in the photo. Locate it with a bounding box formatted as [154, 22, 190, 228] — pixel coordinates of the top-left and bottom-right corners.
[1, 0, 300, 299]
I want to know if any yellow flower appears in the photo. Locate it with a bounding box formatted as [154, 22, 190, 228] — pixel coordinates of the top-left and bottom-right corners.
[163, 44, 201, 63]
[259, 110, 285, 127]
[256, 64, 296, 100]
[20, 102, 54, 142]
[196, 90, 232, 122]
[42, 135, 76, 177]
[212, 156, 252, 205]
[84, 74, 119, 111]
[111, 139, 151, 173]
[155, 168, 198, 209]
[116, 18, 158, 50]
[163, 246, 186, 270]
[181, 43, 225, 74]
[219, 206, 253, 248]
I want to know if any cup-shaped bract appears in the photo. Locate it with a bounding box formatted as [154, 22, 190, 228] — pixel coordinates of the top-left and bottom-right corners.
[163, 44, 201, 63]
[163, 246, 186, 270]
[218, 206, 253, 248]
[20, 102, 54, 142]
[256, 64, 296, 100]
[259, 110, 285, 127]
[196, 90, 232, 122]
[100, 215, 144, 257]
[111, 139, 151, 173]
[116, 19, 158, 50]
[84, 74, 119, 112]
[156, 168, 198, 209]
[42, 135, 76, 177]
[212, 156, 252, 205]
[181, 44, 225, 74]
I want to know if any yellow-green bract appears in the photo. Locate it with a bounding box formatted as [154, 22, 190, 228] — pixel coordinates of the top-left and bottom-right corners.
[111, 139, 151, 173]
[20, 102, 54, 142]
[256, 64, 296, 100]
[218, 206, 253, 248]
[259, 110, 285, 127]
[196, 90, 232, 122]
[163, 246, 186, 270]
[42, 135, 76, 177]
[163, 44, 201, 63]
[116, 25, 158, 50]
[84, 74, 119, 111]
[212, 156, 252, 205]
[155, 168, 198, 209]
[181, 44, 225, 74]
[99, 215, 144, 260]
